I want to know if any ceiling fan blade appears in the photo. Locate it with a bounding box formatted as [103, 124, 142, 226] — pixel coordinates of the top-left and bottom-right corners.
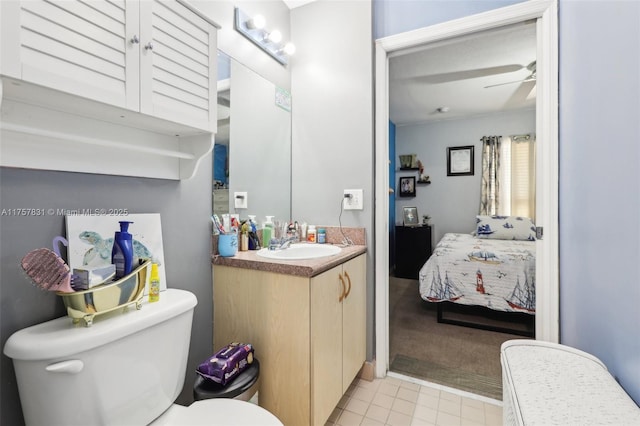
[402, 64, 524, 84]
[484, 79, 525, 89]
[504, 80, 536, 109]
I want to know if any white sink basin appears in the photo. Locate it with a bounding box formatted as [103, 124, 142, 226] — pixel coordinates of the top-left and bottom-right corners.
[256, 243, 342, 260]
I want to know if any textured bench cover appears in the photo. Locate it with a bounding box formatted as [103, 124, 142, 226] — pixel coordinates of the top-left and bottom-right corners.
[501, 340, 640, 425]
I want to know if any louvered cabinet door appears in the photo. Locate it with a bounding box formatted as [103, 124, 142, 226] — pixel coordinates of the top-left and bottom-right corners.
[139, 0, 216, 132]
[1, 0, 140, 110]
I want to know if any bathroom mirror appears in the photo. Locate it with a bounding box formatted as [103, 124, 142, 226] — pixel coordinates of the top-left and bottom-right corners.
[213, 51, 292, 223]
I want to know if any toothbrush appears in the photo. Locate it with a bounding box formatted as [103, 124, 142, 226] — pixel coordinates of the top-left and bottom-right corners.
[211, 215, 225, 234]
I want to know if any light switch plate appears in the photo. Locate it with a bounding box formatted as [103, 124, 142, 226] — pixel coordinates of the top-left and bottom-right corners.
[234, 192, 248, 209]
[343, 189, 363, 210]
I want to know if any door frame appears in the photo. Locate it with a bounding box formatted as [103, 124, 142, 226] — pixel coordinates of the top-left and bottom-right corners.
[374, 0, 559, 378]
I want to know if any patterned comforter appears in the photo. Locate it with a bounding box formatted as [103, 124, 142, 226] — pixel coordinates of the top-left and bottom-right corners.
[419, 233, 536, 314]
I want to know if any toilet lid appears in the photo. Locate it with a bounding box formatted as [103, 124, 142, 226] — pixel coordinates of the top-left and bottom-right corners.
[151, 399, 283, 425]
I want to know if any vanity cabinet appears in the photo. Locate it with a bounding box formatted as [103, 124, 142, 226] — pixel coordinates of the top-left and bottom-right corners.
[0, 0, 219, 179]
[213, 254, 366, 426]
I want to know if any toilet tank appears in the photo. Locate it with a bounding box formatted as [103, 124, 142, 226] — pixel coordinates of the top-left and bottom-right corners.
[4, 289, 197, 426]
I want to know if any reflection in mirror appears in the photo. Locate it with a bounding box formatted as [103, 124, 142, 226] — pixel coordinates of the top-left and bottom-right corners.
[213, 51, 292, 225]
[213, 52, 231, 218]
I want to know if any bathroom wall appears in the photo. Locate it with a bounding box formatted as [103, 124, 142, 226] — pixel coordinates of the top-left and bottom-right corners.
[558, 0, 640, 404]
[373, 0, 524, 39]
[290, 0, 374, 358]
[395, 109, 535, 244]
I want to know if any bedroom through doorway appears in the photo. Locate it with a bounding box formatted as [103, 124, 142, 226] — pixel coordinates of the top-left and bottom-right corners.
[379, 5, 557, 399]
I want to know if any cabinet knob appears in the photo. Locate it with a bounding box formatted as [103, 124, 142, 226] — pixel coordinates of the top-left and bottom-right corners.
[130, 35, 139, 44]
[144, 42, 154, 51]
[338, 273, 346, 302]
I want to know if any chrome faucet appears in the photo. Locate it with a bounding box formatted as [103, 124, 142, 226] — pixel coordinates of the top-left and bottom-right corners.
[268, 236, 298, 250]
[279, 236, 298, 249]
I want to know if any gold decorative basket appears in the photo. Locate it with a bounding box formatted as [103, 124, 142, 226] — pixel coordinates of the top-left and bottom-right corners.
[57, 260, 151, 327]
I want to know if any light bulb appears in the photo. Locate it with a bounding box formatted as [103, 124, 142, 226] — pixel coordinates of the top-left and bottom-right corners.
[247, 14, 265, 30]
[267, 30, 282, 44]
[283, 42, 296, 55]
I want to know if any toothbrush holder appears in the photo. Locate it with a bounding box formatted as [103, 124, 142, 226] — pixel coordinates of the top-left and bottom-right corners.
[218, 232, 238, 257]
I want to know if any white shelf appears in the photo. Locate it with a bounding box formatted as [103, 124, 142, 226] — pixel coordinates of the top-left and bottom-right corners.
[0, 78, 213, 180]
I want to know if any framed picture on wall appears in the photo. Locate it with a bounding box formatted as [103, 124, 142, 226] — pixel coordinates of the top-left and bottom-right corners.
[447, 145, 474, 176]
[398, 176, 416, 197]
[402, 206, 419, 226]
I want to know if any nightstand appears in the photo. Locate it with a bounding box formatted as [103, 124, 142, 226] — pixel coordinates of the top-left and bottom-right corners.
[395, 225, 432, 279]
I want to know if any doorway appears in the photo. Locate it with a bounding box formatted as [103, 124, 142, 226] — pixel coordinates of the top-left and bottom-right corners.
[374, 0, 559, 380]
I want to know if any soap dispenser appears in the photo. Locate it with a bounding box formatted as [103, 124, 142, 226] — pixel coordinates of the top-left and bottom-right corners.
[112, 221, 134, 279]
[248, 216, 260, 250]
[262, 216, 274, 248]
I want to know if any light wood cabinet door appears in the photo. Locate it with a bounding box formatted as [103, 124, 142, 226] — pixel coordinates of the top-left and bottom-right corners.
[311, 254, 366, 424]
[310, 265, 344, 426]
[341, 254, 367, 392]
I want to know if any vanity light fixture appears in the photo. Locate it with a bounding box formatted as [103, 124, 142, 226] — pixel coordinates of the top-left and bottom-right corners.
[234, 7, 295, 66]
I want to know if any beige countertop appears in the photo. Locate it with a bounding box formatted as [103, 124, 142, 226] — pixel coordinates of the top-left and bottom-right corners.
[211, 243, 367, 278]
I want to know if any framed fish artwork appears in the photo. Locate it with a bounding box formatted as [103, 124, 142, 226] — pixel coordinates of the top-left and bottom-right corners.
[65, 213, 167, 293]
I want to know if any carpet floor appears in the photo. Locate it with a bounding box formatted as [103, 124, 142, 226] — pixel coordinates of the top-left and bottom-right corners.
[388, 276, 533, 400]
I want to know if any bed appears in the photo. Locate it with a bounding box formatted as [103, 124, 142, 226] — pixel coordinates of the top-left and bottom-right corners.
[418, 215, 536, 335]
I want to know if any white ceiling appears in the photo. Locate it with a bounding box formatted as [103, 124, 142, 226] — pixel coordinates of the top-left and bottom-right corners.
[282, 0, 316, 9]
[389, 22, 537, 126]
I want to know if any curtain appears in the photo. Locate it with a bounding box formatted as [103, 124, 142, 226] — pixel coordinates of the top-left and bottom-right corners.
[481, 134, 536, 220]
[479, 136, 502, 215]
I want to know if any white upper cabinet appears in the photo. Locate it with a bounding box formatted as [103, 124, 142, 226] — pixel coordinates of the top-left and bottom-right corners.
[2, 0, 138, 111]
[1, 0, 216, 131]
[0, 0, 219, 179]
[139, 0, 216, 130]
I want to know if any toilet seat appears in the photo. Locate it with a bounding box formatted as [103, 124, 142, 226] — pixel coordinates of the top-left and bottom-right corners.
[150, 399, 283, 425]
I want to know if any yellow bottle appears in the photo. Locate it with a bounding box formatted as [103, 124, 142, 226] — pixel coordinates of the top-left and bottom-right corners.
[149, 263, 160, 303]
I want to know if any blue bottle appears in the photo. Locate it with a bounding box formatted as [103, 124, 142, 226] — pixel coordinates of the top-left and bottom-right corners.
[112, 221, 134, 279]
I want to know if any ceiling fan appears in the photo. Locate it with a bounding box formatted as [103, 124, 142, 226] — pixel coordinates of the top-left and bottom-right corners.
[484, 61, 536, 88]
[398, 63, 528, 84]
[483, 60, 537, 108]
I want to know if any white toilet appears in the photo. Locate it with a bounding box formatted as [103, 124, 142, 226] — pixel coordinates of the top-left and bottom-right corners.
[3, 289, 282, 426]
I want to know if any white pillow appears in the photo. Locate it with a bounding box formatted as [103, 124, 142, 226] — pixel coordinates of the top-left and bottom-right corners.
[476, 215, 536, 241]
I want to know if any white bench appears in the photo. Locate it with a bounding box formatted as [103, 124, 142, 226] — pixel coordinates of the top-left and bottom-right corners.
[501, 340, 640, 425]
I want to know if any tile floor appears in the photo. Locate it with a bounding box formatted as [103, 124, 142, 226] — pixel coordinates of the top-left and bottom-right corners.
[326, 373, 503, 426]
